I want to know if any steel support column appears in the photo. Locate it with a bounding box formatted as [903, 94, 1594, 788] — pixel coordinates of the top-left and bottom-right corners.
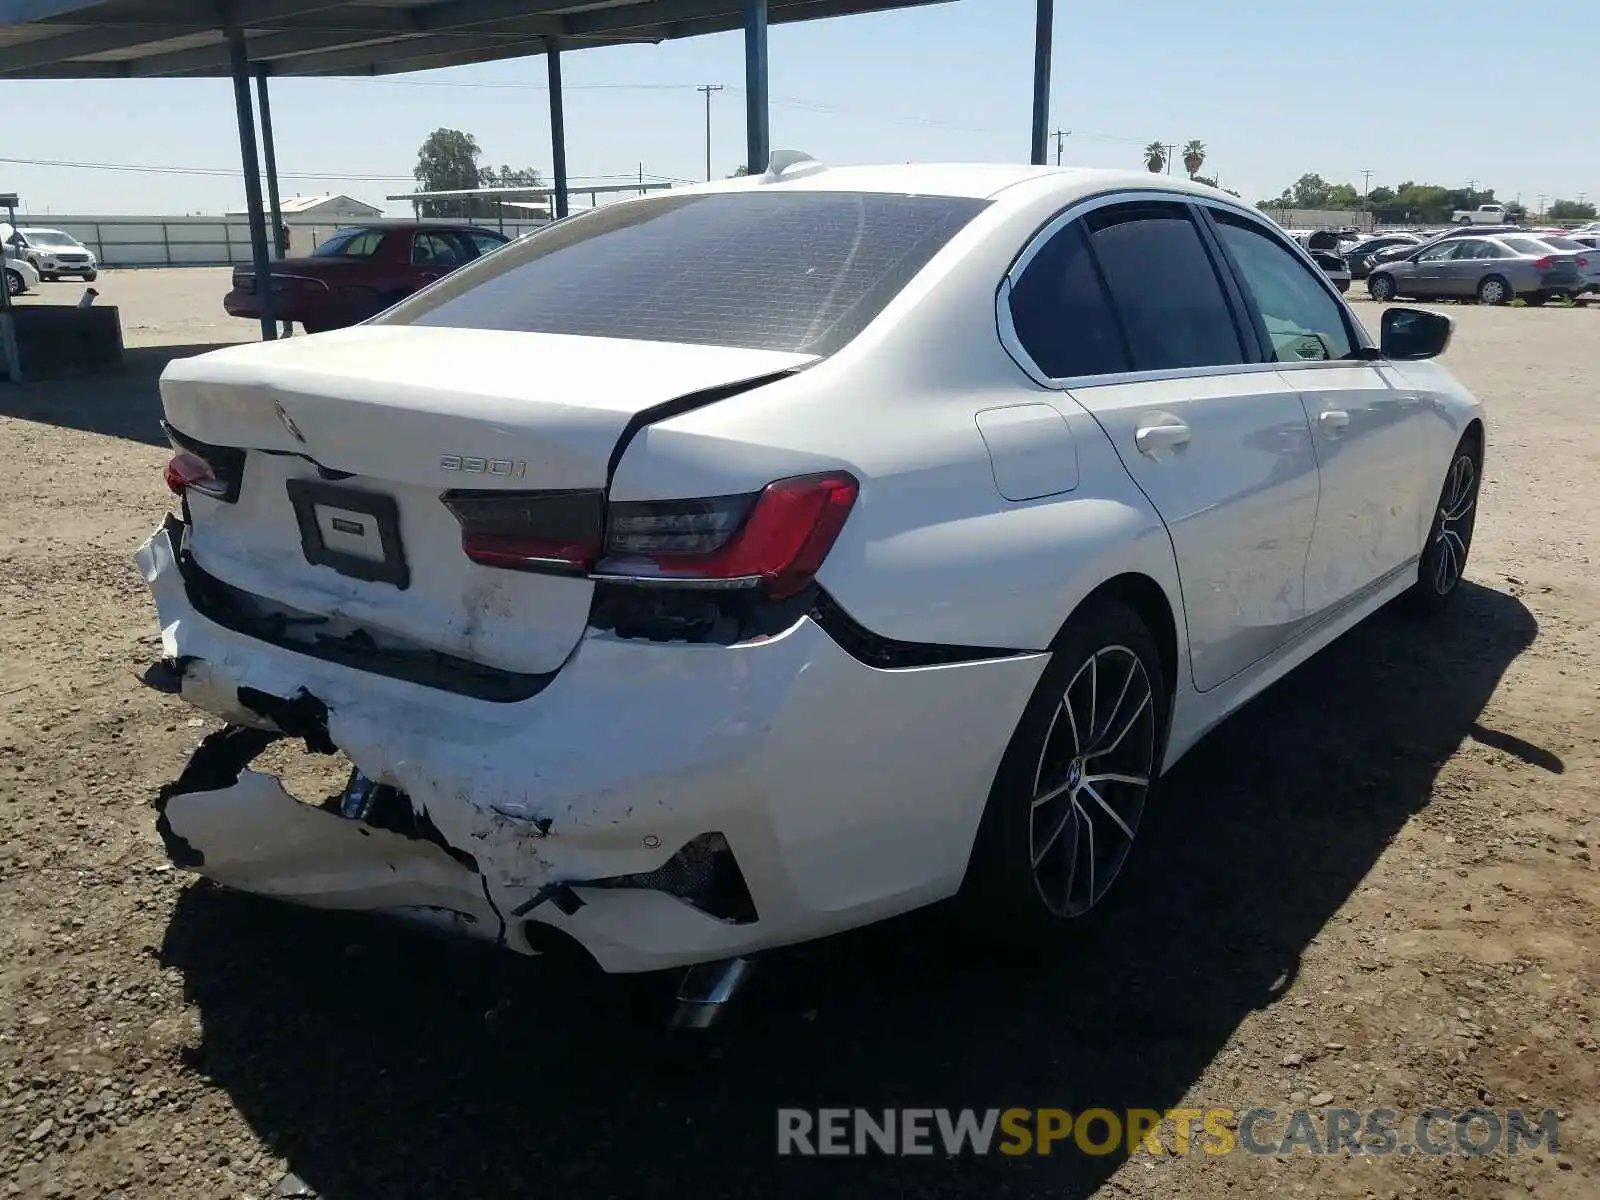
[227, 30, 275, 340]
[1030, 0, 1054, 166]
[547, 39, 568, 220]
[255, 68, 286, 259]
[743, 0, 769, 174]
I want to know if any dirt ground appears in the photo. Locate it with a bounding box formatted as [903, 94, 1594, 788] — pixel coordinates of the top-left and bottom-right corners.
[0, 269, 1596, 1200]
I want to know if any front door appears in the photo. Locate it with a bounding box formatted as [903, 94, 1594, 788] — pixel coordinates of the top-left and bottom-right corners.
[1202, 206, 1430, 615]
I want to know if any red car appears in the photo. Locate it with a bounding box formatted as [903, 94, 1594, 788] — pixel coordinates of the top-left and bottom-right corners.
[224, 221, 510, 334]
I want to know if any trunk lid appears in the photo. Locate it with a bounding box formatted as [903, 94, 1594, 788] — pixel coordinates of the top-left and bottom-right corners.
[161, 326, 813, 680]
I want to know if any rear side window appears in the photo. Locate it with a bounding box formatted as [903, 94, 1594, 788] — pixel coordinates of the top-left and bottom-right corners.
[1501, 238, 1546, 256]
[313, 228, 384, 258]
[1211, 213, 1354, 363]
[383, 191, 988, 355]
[1008, 221, 1130, 377]
[1084, 202, 1245, 371]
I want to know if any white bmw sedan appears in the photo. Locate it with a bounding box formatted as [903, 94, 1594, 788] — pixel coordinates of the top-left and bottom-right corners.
[140, 160, 1483, 980]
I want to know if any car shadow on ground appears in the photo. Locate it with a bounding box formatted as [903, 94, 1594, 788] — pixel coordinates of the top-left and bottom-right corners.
[158, 581, 1548, 1200]
[0, 344, 232, 446]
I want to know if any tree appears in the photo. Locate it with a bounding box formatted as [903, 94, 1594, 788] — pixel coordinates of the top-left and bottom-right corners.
[1549, 198, 1598, 221]
[1366, 185, 1396, 208]
[1143, 142, 1167, 173]
[1181, 139, 1205, 180]
[1191, 175, 1240, 198]
[727, 164, 750, 177]
[414, 128, 483, 218]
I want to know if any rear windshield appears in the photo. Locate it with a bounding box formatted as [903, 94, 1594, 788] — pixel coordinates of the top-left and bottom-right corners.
[1536, 236, 1584, 251]
[381, 190, 989, 355]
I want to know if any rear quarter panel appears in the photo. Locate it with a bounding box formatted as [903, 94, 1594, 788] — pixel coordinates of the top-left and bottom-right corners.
[608, 181, 1187, 656]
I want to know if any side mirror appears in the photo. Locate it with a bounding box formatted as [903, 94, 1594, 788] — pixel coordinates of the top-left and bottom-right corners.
[1380, 307, 1453, 360]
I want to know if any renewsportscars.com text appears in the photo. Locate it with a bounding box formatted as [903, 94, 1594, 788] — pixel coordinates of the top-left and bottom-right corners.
[776, 1107, 1560, 1158]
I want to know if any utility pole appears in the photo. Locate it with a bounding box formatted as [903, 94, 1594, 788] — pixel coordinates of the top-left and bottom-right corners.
[696, 83, 723, 182]
[1165, 143, 1175, 175]
[1537, 194, 1547, 218]
[1360, 169, 1373, 201]
[1050, 128, 1070, 165]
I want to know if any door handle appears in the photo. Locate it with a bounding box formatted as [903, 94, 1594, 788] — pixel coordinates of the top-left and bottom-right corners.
[1318, 409, 1351, 432]
[1134, 421, 1192, 455]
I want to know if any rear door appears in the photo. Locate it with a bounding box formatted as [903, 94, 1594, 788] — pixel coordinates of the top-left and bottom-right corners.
[1201, 205, 1430, 614]
[1010, 198, 1321, 691]
[1441, 238, 1496, 296]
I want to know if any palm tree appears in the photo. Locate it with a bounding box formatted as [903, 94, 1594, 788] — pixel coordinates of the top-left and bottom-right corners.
[1143, 142, 1167, 173]
[1182, 139, 1206, 180]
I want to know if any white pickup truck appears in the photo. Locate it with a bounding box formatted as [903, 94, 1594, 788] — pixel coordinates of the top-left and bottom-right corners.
[1452, 203, 1509, 225]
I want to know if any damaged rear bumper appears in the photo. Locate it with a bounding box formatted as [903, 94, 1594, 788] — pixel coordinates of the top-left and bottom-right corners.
[138, 516, 1048, 973]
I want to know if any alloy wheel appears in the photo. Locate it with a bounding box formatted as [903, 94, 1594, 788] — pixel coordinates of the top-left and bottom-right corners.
[3, 271, 19, 297]
[1431, 452, 1477, 595]
[1028, 645, 1156, 918]
[1479, 279, 1507, 305]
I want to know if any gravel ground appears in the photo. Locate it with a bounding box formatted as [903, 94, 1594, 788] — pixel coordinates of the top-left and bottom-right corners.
[0, 270, 1596, 1200]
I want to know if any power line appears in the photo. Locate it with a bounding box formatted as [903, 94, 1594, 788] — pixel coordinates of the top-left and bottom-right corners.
[0, 154, 690, 186]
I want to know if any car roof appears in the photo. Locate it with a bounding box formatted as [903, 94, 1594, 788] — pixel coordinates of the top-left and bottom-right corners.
[663, 160, 1246, 205]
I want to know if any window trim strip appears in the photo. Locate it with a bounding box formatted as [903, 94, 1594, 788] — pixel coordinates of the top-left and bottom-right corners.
[996, 187, 1377, 391]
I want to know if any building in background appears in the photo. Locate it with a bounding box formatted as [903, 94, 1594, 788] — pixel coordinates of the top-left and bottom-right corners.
[225, 194, 383, 222]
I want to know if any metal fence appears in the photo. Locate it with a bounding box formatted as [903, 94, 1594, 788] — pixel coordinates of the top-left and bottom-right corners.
[1260, 208, 1376, 233]
[8, 215, 552, 268]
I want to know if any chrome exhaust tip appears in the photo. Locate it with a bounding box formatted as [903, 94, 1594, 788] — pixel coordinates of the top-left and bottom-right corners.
[670, 956, 755, 1030]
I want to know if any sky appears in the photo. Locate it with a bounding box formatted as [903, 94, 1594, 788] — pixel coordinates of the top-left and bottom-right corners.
[0, 0, 1593, 218]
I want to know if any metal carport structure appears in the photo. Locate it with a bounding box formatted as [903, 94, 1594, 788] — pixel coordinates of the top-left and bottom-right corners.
[0, 0, 1058, 344]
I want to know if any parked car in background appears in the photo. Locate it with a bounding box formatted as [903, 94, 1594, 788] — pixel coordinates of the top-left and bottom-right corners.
[3, 250, 39, 297]
[1367, 234, 1582, 305]
[1287, 229, 1351, 292]
[1452, 204, 1508, 225]
[1368, 224, 1526, 268]
[1522, 235, 1599, 295]
[8, 227, 98, 281]
[223, 222, 509, 334]
[1345, 232, 1423, 279]
[143, 164, 1484, 992]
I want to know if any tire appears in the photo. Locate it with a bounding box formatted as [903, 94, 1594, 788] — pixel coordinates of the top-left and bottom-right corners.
[1523, 292, 1548, 307]
[959, 598, 1169, 947]
[41, 273, 57, 283]
[3, 269, 21, 297]
[1476, 275, 1510, 305]
[1368, 273, 1397, 302]
[1456, 216, 1473, 225]
[83, 271, 97, 282]
[1403, 431, 1482, 616]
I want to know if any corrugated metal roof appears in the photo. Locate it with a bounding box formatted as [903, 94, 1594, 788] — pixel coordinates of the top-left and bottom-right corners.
[0, 0, 954, 78]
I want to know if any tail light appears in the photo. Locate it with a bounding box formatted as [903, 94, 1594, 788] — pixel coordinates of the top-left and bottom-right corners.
[444, 472, 859, 600]
[162, 422, 244, 503]
[1531, 255, 1554, 270]
[441, 490, 604, 575]
[597, 472, 859, 600]
[1578, 257, 1590, 268]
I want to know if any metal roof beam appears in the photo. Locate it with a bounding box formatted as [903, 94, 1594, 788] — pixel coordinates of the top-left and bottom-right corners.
[127, 27, 419, 73]
[0, 22, 194, 69]
[411, 0, 581, 34]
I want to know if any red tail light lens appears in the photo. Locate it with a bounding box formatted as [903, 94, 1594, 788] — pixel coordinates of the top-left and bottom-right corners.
[162, 422, 244, 503]
[1531, 255, 1554, 270]
[442, 490, 604, 574]
[598, 472, 859, 599]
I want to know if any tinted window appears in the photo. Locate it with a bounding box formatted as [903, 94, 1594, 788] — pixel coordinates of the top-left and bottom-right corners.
[1212, 214, 1353, 363]
[1008, 220, 1130, 377]
[384, 191, 987, 355]
[469, 232, 507, 256]
[1452, 240, 1494, 260]
[1085, 203, 1244, 371]
[412, 232, 466, 267]
[313, 228, 384, 258]
[1502, 238, 1547, 256]
[1536, 236, 1584, 251]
